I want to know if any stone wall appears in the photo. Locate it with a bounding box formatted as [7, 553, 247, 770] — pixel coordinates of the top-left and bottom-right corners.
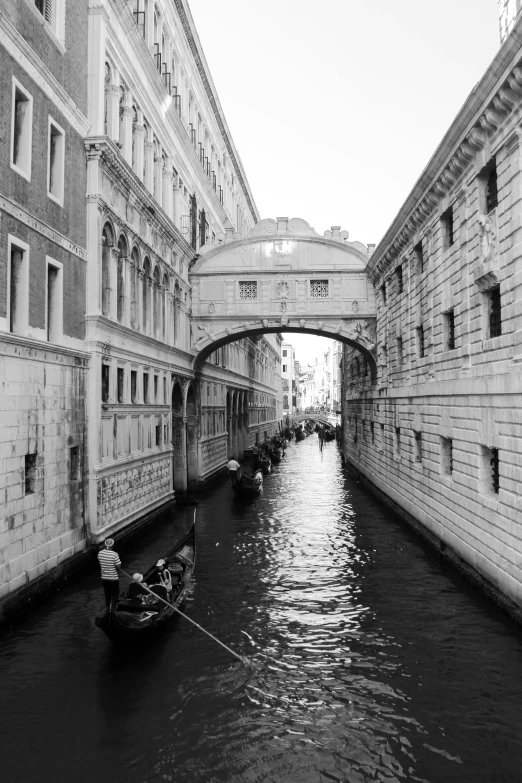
[0, 339, 88, 605]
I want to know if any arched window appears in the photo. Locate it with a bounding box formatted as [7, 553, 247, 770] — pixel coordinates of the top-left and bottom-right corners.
[101, 223, 113, 317]
[130, 247, 139, 329]
[142, 257, 150, 333]
[117, 235, 127, 323]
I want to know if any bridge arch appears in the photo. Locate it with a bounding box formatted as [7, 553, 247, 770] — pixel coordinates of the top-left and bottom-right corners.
[189, 217, 377, 378]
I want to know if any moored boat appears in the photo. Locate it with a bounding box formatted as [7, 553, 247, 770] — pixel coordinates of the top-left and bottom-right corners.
[233, 469, 263, 498]
[94, 524, 196, 644]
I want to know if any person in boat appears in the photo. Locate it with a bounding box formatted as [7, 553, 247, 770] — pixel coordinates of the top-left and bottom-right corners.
[154, 559, 173, 594]
[251, 443, 259, 458]
[227, 457, 240, 485]
[97, 538, 122, 611]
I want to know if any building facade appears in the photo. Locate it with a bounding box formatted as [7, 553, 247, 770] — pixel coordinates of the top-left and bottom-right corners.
[0, 0, 90, 609]
[281, 342, 296, 413]
[343, 12, 522, 616]
[84, 0, 280, 544]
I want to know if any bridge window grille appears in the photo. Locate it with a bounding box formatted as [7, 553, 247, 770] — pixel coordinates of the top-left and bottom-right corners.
[488, 286, 502, 338]
[239, 281, 257, 300]
[310, 280, 328, 298]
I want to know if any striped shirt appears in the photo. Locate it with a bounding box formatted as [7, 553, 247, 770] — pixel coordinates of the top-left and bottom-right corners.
[97, 549, 121, 580]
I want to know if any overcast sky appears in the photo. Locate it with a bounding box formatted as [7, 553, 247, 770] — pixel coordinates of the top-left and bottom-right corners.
[189, 0, 501, 364]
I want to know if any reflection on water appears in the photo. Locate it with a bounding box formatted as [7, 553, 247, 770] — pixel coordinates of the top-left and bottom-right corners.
[2, 436, 522, 783]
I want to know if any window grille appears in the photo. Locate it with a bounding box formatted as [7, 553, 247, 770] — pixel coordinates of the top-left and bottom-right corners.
[310, 280, 329, 298]
[239, 281, 257, 299]
[414, 431, 422, 463]
[396, 265, 403, 293]
[132, 0, 146, 37]
[117, 367, 124, 403]
[446, 310, 455, 350]
[380, 282, 387, 304]
[490, 448, 500, 494]
[489, 286, 502, 337]
[70, 447, 79, 481]
[172, 88, 182, 115]
[35, 0, 52, 24]
[441, 437, 453, 475]
[25, 453, 37, 495]
[153, 43, 162, 73]
[101, 364, 110, 403]
[485, 162, 498, 214]
[414, 240, 424, 272]
[370, 421, 375, 444]
[441, 206, 455, 249]
[417, 326, 425, 358]
[396, 337, 403, 366]
[219, 187, 224, 205]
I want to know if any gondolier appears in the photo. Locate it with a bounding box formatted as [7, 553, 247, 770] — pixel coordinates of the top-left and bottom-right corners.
[227, 457, 240, 485]
[97, 538, 121, 611]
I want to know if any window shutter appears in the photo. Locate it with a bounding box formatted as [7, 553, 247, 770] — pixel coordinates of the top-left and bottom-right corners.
[45, 0, 53, 24]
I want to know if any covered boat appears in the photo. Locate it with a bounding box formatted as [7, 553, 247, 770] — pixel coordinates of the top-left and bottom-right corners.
[95, 524, 196, 644]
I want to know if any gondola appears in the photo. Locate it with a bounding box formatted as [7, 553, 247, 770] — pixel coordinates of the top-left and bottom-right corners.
[295, 428, 305, 442]
[233, 469, 263, 498]
[258, 453, 272, 475]
[94, 524, 196, 644]
[269, 446, 282, 463]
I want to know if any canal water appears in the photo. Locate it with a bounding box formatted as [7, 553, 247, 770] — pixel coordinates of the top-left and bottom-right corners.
[2, 436, 522, 783]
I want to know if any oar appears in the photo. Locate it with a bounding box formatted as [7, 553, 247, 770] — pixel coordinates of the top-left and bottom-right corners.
[119, 567, 251, 666]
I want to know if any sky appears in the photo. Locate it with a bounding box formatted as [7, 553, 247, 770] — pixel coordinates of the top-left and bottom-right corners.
[188, 0, 501, 364]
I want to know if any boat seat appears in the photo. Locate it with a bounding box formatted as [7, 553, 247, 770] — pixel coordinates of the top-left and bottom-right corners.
[149, 584, 169, 601]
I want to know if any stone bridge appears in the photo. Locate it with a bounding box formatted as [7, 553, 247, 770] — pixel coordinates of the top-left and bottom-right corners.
[189, 217, 377, 375]
[289, 414, 336, 426]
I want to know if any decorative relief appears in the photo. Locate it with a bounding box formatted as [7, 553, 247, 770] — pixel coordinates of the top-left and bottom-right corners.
[97, 458, 171, 527]
[478, 214, 497, 263]
[202, 437, 227, 469]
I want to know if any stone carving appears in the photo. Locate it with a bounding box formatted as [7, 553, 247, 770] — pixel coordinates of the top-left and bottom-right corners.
[299, 319, 306, 328]
[281, 317, 288, 327]
[478, 214, 496, 263]
[208, 302, 216, 314]
[317, 322, 324, 330]
[97, 458, 170, 526]
[346, 321, 376, 350]
[262, 319, 269, 328]
[277, 279, 289, 298]
[126, 203, 133, 224]
[280, 300, 287, 312]
[352, 300, 359, 312]
[273, 241, 290, 259]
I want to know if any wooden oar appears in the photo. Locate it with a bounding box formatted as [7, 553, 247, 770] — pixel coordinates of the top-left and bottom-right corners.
[119, 567, 251, 666]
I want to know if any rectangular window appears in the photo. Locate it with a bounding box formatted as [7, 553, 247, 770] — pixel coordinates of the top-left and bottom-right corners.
[8, 238, 29, 336]
[445, 310, 456, 350]
[481, 445, 500, 494]
[396, 265, 403, 293]
[154, 374, 159, 402]
[441, 437, 453, 475]
[69, 446, 80, 481]
[310, 280, 329, 297]
[488, 286, 502, 338]
[417, 326, 425, 358]
[117, 368, 124, 403]
[25, 453, 37, 495]
[48, 119, 65, 205]
[396, 337, 403, 366]
[282, 364, 287, 372]
[370, 421, 375, 444]
[131, 370, 137, 403]
[380, 282, 387, 304]
[441, 206, 455, 250]
[380, 423, 385, 449]
[483, 159, 498, 214]
[414, 431, 422, 463]
[163, 376, 167, 404]
[46, 260, 62, 343]
[155, 416, 161, 447]
[11, 79, 33, 180]
[239, 280, 257, 299]
[143, 372, 149, 404]
[283, 349, 287, 357]
[394, 427, 401, 458]
[101, 364, 110, 403]
[35, 0, 53, 24]
[414, 240, 424, 272]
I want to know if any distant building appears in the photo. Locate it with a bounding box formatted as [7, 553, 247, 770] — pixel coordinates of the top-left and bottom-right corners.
[499, 0, 522, 41]
[281, 342, 296, 413]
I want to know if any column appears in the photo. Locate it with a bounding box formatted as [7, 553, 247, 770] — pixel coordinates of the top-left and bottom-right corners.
[147, 275, 154, 336]
[123, 256, 132, 327]
[145, 0, 154, 48]
[154, 154, 163, 206]
[133, 116, 145, 180]
[137, 269, 144, 331]
[163, 158, 173, 217]
[105, 75, 120, 142]
[85, 147, 103, 315]
[109, 248, 119, 320]
[87, 4, 107, 137]
[144, 134, 154, 194]
[120, 103, 133, 165]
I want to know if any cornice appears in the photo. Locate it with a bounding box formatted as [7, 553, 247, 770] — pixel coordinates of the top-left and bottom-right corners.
[0, 11, 90, 136]
[172, 0, 259, 224]
[368, 16, 522, 282]
[0, 332, 90, 362]
[85, 136, 194, 262]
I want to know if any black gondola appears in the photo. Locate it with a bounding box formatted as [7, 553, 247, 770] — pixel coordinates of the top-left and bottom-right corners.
[233, 469, 263, 497]
[95, 524, 196, 644]
[258, 454, 272, 475]
[270, 446, 282, 463]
